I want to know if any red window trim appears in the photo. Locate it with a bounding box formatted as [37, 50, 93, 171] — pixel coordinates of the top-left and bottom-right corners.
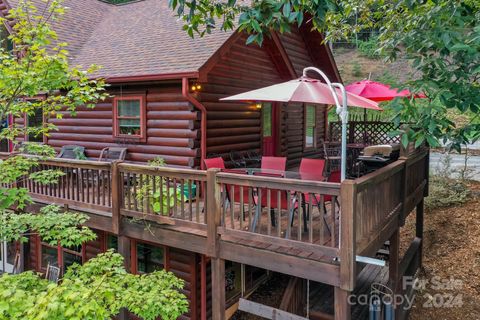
[113, 95, 146, 142]
[39, 239, 83, 272]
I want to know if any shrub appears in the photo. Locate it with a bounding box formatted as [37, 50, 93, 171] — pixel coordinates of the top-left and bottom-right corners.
[352, 61, 363, 77]
[358, 36, 382, 59]
[425, 154, 470, 209]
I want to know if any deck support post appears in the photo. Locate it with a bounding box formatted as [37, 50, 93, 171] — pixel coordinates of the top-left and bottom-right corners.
[416, 199, 424, 267]
[339, 180, 357, 291]
[334, 287, 351, 320]
[111, 160, 122, 234]
[206, 168, 221, 258]
[211, 257, 226, 320]
[389, 229, 400, 317]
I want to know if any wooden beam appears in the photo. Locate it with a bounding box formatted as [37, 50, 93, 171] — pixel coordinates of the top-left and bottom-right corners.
[211, 258, 226, 320]
[416, 199, 424, 267]
[339, 180, 356, 291]
[111, 160, 121, 234]
[206, 168, 221, 258]
[121, 218, 209, 255]
[239, 298, 309, 320]
[334, 287, 351, 320]
[219, 241, 340, 286]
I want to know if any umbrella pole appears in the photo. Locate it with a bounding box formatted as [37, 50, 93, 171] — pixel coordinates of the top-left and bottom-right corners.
[303, 67, 348, 181]
[333, 83, 349, 181]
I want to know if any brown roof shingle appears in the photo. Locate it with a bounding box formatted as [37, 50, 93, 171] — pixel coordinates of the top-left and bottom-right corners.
[71, 0, 234, 79]
[6, 0, 234, 79]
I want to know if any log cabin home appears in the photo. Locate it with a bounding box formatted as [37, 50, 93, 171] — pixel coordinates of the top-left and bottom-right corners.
[0, 1, 429, 320]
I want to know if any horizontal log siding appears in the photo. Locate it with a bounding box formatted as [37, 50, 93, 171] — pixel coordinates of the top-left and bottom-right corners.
[278, 29, 313, 77]
[168, 248, 199, 320]
[45, 83, 199, 167]
[282, 103, 327, 167]
[198, 34, 284, 157]
[278, 30, 327, 167]
[83, 229, 105, 262]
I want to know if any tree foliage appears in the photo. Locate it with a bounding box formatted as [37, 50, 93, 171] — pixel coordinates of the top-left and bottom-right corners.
[0, 2, 188, 319]
[169, 0, 480, 150]
[0, 251, 189, 320]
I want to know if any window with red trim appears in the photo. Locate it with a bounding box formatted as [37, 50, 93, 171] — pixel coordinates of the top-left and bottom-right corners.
[113, 96, 146, 140]
[40, 241, 82, 272]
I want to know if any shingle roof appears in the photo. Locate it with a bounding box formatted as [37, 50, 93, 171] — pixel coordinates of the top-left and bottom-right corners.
[7, 0, 234, 79]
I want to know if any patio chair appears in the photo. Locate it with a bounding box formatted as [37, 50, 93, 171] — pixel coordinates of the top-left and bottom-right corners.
[229, 151, 247, 168]
[98, 147, 127, 162]
[45, 263, 61, 283]
[298, 158, 330, 234]
[204, 157, 251, 210]
[245, 150, 261, 168]
[251, 171, 298, 235]
[261, 156, 287, 172]
[57, 145, 86, 159]
[323, 142, 342, 174]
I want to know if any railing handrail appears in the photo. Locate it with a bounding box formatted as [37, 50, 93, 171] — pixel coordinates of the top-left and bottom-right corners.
[117, 162, 208, 181]
[216, 171, 341, 195]
[1, 152, 113, 170]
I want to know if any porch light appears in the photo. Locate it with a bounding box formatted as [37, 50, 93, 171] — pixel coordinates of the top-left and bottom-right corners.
[255, 103, 262, 109]
[191, 83, 202, 92]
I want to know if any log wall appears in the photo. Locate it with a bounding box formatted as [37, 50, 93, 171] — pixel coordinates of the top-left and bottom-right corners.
[16, 82, 200, 168]
[278, 30, 328, 167]
[197, 34, 284, 157]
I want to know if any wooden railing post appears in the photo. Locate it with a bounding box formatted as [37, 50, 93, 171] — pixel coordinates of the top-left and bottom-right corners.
[206, 168, 221, 258]
[111, 160, 122, 235]
[339, 179, 356, 291]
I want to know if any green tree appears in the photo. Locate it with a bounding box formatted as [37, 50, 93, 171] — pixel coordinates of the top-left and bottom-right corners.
[0, 1, 188, 319]
[0, 250, 188, 320]
[169, 0, 480, 150]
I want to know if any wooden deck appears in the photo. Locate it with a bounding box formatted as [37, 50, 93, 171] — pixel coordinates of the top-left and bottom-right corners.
[0, 144, 429, 320]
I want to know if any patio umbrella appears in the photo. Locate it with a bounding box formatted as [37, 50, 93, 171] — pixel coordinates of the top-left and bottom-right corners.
[221, 67, 381, 181]
[222, 77, 381, 110]
[345, 79, 425, 102]
[345, 79, 426, 142]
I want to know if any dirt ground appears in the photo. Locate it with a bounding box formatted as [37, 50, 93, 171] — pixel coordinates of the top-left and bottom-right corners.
[408, 181, 480, 319]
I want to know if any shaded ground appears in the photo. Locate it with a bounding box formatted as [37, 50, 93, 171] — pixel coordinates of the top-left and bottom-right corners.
[408, 182, 480, 319]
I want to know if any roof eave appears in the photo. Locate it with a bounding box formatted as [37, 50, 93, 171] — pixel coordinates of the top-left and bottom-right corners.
[104, 71, 199, 84]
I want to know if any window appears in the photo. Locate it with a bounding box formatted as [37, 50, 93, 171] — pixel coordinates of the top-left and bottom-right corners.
[262, 103, 272, 137]
[40, 240, 83, 272]
[304, 105, 317, 149]
[62, 245, 82, 271]
[106, 234, 118, 251]
[25, 107, 44, 142]
[41, 243, 58, 269]
[136, 242, 164, 274]
[113, 96, 145, 140]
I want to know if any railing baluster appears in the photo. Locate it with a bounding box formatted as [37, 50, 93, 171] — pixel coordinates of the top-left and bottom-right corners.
[277, 190, 281, 238]
[267, 189, 271, 236]
[239, 186, 244, 230]
[229, 185, 235, 229]
[331, 196, 337, 247]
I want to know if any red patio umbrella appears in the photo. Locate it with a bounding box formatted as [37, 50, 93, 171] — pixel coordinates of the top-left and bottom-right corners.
[222, 76, 382, 110]
[345, 79, 425, 102]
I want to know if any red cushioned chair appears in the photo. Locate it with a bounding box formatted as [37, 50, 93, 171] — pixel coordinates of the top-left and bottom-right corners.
[204, 157, 251, 211]
[261, 156, 287, 172]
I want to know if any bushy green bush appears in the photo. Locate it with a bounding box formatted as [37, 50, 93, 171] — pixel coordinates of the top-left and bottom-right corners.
[358, 36, 382, 59]
[352, 61, 363, 77]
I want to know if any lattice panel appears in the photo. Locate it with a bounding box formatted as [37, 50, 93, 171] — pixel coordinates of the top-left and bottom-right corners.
[328, 121, 401, 145]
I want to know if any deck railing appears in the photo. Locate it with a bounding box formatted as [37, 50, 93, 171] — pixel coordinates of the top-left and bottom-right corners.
[215, 172, 341, 256]
[1, 145, 429, 291]
[20, 157, 112, 214]
[116, 162, 208, 228]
